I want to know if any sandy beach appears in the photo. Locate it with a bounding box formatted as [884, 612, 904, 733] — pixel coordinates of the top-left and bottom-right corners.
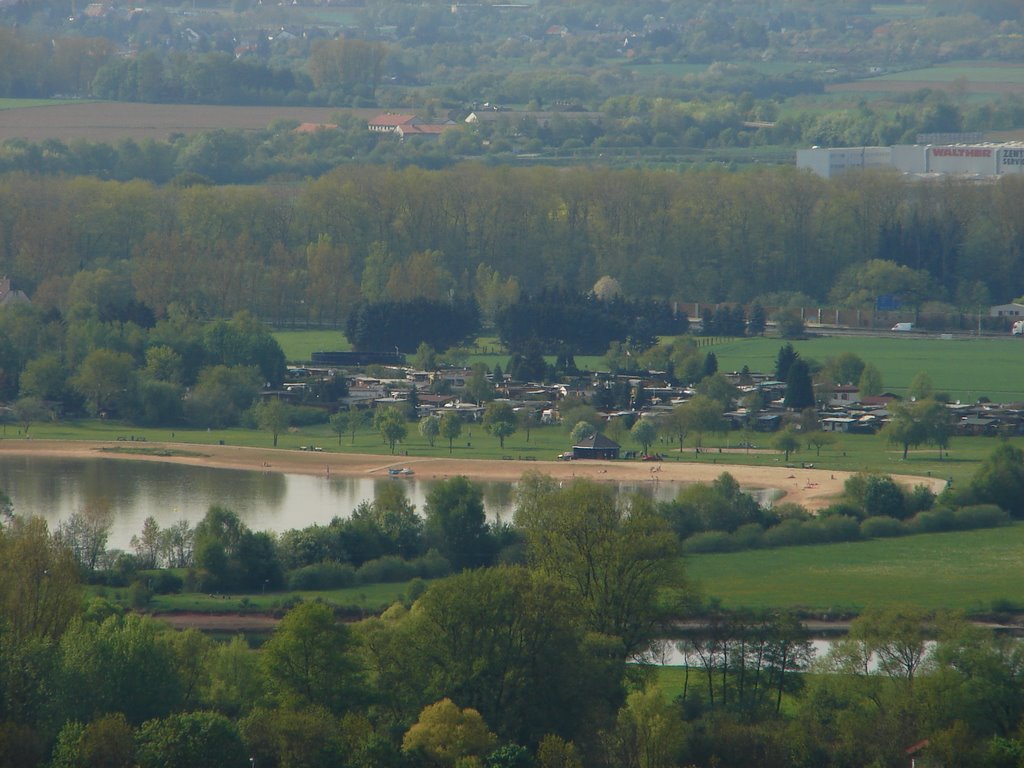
[0, 439, 947, 510]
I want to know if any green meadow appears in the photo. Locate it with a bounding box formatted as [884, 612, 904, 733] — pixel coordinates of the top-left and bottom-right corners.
[686, 523, 1024, 614]
[274, 329, 350, 362]
[869, 63, 1024, 84]
[0, 98, 65, 110]
[706, 334, 1024, 403]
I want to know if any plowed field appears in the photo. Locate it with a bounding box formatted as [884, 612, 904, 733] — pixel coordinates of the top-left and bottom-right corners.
[0, 101, 378, 142]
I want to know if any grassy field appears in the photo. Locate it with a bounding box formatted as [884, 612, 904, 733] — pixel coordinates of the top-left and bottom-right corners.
[869, 63, 1024, 84]
[686, 524, 1024, 614]
[0, 99, 66, 110]
[274, 329, 350, 362]
[141, 581, 411, 614]
[704, 334, 1024, 403]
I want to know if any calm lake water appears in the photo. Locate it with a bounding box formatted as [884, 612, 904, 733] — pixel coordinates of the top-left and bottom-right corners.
[0, 455, 706, 550]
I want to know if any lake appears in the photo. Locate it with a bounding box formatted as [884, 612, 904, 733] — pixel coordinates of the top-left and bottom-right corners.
[0, 455, 711, 550]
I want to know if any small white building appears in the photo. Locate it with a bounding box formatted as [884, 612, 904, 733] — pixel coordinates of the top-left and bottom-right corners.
[829, 385, 860, 407]
[990, 303, 1024, 318]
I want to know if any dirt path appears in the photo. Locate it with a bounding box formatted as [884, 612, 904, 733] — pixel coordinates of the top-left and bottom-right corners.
[0, 439, 947, 510]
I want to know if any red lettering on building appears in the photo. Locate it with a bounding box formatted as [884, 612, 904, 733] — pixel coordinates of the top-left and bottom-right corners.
[932, 147, 992, 158]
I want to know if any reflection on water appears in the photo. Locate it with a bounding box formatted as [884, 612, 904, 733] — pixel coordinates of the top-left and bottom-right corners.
[0, 455, 774, 550]
[0, 456, 548, 549]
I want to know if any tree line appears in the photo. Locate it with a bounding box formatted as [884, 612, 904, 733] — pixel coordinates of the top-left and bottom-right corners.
[0, 167, 1020, 332]
[0, 289, 290, 428]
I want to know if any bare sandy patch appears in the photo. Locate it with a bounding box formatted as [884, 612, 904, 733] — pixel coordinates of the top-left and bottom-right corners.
[0, 439, 946, 511]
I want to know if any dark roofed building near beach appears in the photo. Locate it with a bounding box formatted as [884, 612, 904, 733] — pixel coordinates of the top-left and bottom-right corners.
[572, 433, 620, 460]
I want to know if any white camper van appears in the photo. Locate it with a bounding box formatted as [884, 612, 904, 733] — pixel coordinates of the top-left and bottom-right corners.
[891, 322, 913, 332]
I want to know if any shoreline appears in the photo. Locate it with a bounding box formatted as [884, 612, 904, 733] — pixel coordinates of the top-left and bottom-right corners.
[0, 439, 948, 510]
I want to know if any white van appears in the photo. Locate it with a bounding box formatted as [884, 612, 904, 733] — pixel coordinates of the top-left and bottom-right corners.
[891, 322, 913, 332]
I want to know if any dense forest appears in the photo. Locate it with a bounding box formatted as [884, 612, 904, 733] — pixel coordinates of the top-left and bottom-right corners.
[0, 166, 1017, 328]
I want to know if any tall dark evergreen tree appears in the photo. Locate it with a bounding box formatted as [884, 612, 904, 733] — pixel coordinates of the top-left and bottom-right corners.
[775, 343, 799, 382]
[748, 302, 767, 336]
[703, 351, 719, 379]
[783, 359, 815, 409]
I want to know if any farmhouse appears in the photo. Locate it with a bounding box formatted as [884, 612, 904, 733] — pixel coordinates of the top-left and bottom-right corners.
[368, 114, 420, 133]
[368, 114, 456, 138]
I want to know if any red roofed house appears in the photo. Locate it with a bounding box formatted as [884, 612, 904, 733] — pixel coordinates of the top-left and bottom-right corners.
[368, 114, 420, 133]
[368, 113, 456, 140]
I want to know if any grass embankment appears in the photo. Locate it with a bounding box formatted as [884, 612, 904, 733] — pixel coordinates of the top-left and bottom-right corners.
[148, 581, 410, 615]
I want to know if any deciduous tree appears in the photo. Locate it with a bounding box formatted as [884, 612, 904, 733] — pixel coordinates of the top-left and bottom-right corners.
[631, 418, 658, 455]
[254, 397, 288, 447]
[262, 602, 364, 714]
[374, 406, 407, 454]
[424, 476, 494, 571]
[483, 401, 517, 449]
[403, 698, 497, 767]
[439, 412, 462, 455]
[419, 414, 440, 447]
[514, 476, 683, 658]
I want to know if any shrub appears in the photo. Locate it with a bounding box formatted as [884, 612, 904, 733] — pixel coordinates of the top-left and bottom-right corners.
[906, 483, 936, 514]
[953, 504, 1010, 530]
[415, 549, 452, 579]
[287, 405, 329, 426]
[149, 570, 184, 594]
[820, 514, 861, 542]
[772, 502, 811, 521]
[763, 518, 823, 548]
[820, 502, 865, 521]
[286, 562, 357, 590]
[129, 580, 153, 609]
[863, 476, 908, 519]
[859, 516, 906, 538]
[357, 555, 416, 584]
[682, 531, 738, 554]
[908, 506, 957, 534]
[731, 523, 765, 550]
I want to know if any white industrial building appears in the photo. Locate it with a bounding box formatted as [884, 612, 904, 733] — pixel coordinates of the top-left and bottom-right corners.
[797, 142, 1024, 179]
